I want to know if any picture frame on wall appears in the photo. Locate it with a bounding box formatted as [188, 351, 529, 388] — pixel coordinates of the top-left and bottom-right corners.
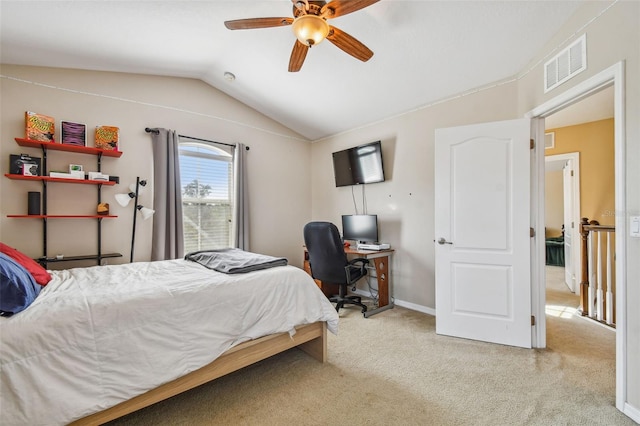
[61, 121, 87, 146]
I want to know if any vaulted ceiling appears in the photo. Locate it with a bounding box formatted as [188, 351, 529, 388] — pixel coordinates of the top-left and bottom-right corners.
[2, 1, 605, 140]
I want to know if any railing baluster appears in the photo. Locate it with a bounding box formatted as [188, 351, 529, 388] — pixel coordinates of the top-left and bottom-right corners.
[579, 218, 616, 327]
[588, 231, 596, 318]
[593, 233, 599, 318]
[606, 232, 614, 325]
[579, 218, 590, 316]
[596, 232, 604, 321]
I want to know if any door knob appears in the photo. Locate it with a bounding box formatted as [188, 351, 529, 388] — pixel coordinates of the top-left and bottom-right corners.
[437, 237, 453, 245]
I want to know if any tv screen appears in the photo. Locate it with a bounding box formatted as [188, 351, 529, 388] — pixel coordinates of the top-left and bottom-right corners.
[342, 214, 378, 243]
[332, 141, 385, 187]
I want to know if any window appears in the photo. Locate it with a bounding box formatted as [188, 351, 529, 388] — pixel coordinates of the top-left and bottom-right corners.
[179, 140, 233, 253]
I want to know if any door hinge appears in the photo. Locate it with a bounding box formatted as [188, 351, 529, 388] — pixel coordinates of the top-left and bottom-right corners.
[530, 227, 535, 237]
[571, 170, 574, 177]
[530, 139, 535, 150]
[531, 315, 536, 326]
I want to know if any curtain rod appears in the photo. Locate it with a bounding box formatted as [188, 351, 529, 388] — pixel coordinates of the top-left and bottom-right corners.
[145, 128, 249, 150]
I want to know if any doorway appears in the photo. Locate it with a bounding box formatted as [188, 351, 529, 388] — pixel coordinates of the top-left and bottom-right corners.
[545, 152, 581, 294]
[528, 61, 626, 411]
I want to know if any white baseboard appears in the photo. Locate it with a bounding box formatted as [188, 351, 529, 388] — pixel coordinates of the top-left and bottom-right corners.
[394, 299, 436, 316]
[352, 289, 435, 316]
[623, 402, 640, 424]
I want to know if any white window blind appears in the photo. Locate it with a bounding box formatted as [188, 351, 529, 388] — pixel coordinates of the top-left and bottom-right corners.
[179, 141, 233, 253]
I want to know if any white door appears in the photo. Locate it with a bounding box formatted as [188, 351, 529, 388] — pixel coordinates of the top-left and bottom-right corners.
[435, 118, 532, 348]
[562, 160, 575, 291]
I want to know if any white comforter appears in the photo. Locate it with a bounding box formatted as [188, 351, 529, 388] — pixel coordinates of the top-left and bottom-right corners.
[0, 259, 339, 425]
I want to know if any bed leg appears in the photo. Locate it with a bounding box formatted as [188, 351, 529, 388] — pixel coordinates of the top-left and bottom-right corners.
[297, 322, 327, 362]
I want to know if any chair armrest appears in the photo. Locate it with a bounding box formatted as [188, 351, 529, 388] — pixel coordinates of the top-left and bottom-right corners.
[348, 257, 370, 266]
[345, 258, 369, 280]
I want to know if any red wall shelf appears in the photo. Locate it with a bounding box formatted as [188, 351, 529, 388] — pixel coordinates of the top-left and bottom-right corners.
[15, 138, 123, 158]
[39, 253, 122, 263]
[7, 135, 123, 265]
[4, 173, 116, 185]
[6, 215, 118, 219]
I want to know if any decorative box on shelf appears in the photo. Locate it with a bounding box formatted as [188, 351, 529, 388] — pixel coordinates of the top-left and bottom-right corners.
[25, 111, 55, 142]
[61, 121, 87, 146]
[9, 153, 41, 175]
[95, 126, 119, 151]
[50, 171, 84, 180]
[88, 172, 109, 181]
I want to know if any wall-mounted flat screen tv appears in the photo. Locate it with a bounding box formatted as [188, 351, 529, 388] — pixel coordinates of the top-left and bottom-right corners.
[332, 141, 385, 187]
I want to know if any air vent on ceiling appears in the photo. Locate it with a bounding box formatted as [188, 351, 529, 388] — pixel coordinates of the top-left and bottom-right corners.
[544, 34, 586, 93]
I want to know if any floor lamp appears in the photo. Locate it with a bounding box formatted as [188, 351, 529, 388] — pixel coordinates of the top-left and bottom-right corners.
[115, 177, 155, 262]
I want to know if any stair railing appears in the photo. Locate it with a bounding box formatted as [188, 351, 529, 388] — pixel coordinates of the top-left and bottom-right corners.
[579, 218, 616, 327]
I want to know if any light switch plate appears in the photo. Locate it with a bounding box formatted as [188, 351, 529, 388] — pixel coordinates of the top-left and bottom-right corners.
[631, 216, 640, 237]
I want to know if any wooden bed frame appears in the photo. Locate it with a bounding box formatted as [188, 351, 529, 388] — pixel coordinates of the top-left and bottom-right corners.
[71, 321, 327, 425]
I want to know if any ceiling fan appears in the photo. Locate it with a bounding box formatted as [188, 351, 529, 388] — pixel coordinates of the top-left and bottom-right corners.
[224, 0, 379, 72]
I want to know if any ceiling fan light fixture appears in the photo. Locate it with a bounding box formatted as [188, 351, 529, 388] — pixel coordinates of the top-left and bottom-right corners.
[292, 14, 329, 46]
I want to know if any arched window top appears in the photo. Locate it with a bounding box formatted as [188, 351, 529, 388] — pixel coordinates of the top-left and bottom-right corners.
[179, 141, 232, 161]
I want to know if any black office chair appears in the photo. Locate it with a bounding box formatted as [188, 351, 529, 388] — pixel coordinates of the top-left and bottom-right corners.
[303, 221, 369, 314]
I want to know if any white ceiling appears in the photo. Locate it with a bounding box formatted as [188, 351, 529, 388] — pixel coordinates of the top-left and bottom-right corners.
[1, 0, 607, 141]
[545, 85, 614, 130]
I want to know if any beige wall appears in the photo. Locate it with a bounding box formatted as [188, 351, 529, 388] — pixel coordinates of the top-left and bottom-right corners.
[546, 119, 615, 226]
[516, 0, 639, 412]
[0, 65, 312, 268]
[311, 0, 639, 415]
[310, 81, 519, 310]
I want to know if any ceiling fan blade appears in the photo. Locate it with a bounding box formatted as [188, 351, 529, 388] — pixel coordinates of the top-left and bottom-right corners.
[321, 0, 379, 19]
[326, 26, 373, 62]
[288, 40, 309, 72]
[224, 17, 293, 30]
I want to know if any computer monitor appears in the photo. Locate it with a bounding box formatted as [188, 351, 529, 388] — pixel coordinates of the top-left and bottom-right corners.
[341, 214, 378, 243]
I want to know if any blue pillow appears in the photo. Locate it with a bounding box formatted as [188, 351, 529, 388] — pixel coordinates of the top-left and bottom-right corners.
[0, 252, 42, 317]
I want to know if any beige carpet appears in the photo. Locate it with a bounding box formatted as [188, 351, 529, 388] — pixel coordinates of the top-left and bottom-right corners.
[107, 267, 634, 425]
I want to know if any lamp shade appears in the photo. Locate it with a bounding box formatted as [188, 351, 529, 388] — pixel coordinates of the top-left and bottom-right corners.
[138, 206, 155, 220]
[129, 181, 147, 194]
[115, 192, 134, 207]
[292, 15, 329, 46]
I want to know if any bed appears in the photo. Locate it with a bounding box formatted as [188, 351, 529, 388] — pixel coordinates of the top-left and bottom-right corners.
[545, 236, 565, 266]
[0, 253, 339, 425]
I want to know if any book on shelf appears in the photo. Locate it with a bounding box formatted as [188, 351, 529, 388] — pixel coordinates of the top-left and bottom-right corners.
[25, 111, 55, 142]
[95, 126, 119, 151]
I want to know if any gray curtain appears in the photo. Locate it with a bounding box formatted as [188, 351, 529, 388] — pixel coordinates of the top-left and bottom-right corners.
[232, 143, 249, 250]
[150, 129, 184, 260]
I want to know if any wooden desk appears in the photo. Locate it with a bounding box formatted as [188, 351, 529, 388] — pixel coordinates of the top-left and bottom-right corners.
[303, 246, 394, 318]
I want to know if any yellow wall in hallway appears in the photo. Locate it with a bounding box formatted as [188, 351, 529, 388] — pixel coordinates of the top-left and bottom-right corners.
[545, 118, 615, 226]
